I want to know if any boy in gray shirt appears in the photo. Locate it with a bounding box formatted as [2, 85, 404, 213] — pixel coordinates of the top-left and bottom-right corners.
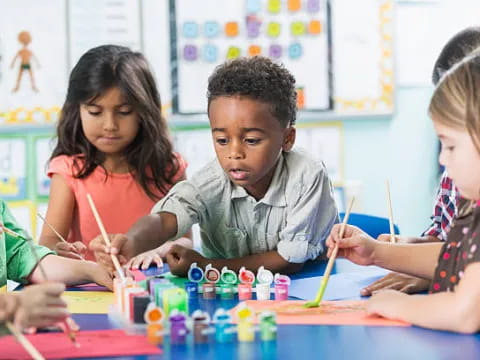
[90, 56, 338, 276]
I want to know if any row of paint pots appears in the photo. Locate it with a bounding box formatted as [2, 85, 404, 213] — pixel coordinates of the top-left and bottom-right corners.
[185, 263, 291, 300]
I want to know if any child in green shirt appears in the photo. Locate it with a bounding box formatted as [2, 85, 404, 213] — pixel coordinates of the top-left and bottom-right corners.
[0, 199, 112, 331]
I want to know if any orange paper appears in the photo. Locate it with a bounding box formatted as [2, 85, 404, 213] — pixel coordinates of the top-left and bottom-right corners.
[232, 300, 410, 327]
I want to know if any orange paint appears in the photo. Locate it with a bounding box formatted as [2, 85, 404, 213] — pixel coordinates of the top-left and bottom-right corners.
[248, 45, 262, 56]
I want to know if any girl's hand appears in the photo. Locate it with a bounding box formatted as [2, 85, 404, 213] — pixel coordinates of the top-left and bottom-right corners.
[166, 245, 205, 276]
[361, 272, 430, 296]
[326, 224, 377, 265]
[14, 283, 69, 331]
[366, 289, 408, 320]
[127, 248, 164, 271]
[89, 234, 129, 274]
[55, 241, 86, 260]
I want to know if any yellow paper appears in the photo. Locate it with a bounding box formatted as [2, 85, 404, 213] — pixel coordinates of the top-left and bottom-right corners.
[64, 291, 114, 314]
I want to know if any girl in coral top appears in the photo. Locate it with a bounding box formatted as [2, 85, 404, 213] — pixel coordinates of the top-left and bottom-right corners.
[40, 45, 190, 262]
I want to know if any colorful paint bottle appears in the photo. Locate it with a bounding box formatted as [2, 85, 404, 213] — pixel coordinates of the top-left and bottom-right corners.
[169, 310, 188, 344]
[213, 309, 235, 343]
[219, 283, 234, 299]
[274, 274, 291, 300]
[238, 267, 255, 300]
[144, 303, 165, 345]
[191, 310, 211, 343]
[236, 303, 255, 342]
[256, 266, 274, 300]
[259, 311, 277, 341]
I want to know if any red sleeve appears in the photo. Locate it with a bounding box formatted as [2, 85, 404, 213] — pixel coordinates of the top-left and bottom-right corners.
[47, 155, 77, 189]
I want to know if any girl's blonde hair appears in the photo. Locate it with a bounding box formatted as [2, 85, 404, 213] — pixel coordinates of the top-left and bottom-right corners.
[429, 50, 480, 154]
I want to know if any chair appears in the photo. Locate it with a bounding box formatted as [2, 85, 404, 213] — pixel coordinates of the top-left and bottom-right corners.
[339, 212, 400, 239]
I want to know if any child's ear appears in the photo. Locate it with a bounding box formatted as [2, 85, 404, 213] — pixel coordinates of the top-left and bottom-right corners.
[282, 127, 296, 152]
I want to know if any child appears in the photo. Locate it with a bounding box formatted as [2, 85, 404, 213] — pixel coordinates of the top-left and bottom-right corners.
[363, 26, 480, 296]
[327, 51, 480, 333]
[91, 56, 338, 276]
[0, 199, 112, 331]
[39, 45, 190, 261]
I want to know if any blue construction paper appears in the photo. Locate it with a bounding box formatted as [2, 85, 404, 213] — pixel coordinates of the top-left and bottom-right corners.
[289, 267, 390, 300]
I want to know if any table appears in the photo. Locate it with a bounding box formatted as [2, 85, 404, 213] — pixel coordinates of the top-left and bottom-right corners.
[71, 260, 480, 360]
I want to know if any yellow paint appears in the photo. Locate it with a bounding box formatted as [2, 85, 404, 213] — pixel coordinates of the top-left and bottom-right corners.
[63, 291, 115, 314]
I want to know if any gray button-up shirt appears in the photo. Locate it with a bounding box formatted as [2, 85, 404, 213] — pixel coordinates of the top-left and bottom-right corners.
[152, 149, 338, 263]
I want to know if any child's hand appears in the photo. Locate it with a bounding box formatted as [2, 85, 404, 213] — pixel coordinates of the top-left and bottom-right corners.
[326, 224, 377, 265]
[84, 261, 114, 290]
[55, 241, 86, 260]
[361, 272, 430, 296]
[366, 289, 408, 320]
[0, 293, 20, 323]
[89, 234, 129, 274]
[165, 244, 204, 276]
[127, 248, 164, 271]
[14, 283, 69, 330]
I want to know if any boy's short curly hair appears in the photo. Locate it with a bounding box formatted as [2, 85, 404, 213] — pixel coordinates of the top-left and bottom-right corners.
[207, 56, 297, 127]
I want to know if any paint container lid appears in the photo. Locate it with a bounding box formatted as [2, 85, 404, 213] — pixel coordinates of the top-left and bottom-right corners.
[213, 308, 232, 323]
[205, 264, 221, 283]
[274, 273, 291, 286]
[191, 310, 211, 324]
[144, 302, 164, 324]
[236, 302, 254, 320]
[239, 267, 256, 284]
[221, 266, 238, 284]
[257, 266, 274, 285]
[188, 262, 204, 283]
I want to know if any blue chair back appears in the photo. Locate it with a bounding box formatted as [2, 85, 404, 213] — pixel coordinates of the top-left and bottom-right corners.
[339, 212, 400, 239]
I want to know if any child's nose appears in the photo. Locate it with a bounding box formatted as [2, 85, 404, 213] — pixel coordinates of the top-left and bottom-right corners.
[228, 141, 244, 159]
[102, 113, 119, 131]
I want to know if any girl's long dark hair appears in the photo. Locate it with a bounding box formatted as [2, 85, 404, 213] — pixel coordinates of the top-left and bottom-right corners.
[51, 45, 178, 200]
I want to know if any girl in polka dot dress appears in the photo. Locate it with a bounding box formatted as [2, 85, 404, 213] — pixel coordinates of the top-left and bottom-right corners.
[326, 51, 480, 333]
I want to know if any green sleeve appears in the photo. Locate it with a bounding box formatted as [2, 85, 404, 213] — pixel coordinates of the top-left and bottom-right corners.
[2, 201, 54, 284]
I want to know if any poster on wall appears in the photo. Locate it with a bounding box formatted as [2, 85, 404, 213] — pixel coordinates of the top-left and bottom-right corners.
[35, 136, 56, 197]
[0, 137, 27, 200]
[68, 0, 143, 68]
[332, 0, 394, 114]
[0, 0, 67, 126]
[171, 0, 331, 113]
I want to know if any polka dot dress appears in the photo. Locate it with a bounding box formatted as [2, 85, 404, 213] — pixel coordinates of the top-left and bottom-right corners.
[431, 200, 480, 293]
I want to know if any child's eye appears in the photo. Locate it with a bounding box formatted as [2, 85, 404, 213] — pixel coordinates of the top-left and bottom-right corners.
[119, 110, 133, 116]
[443, 145, 455, 152]
[216, 138, 228, 145]
[245, 138, 260, 145]
[88, 111, 101, 116]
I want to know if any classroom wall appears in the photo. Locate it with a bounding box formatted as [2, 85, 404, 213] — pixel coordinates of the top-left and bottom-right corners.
[342, 87, 438, 236]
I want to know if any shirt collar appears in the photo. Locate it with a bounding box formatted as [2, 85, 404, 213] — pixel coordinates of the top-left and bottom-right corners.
[230, 153, 287, 207]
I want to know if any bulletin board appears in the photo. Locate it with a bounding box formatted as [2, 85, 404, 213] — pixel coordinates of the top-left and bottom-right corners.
[170, 0, 332, 113]
[0, 0, 67, 125]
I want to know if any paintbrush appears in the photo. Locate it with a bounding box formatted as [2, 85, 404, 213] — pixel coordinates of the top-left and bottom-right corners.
[304, 197, 355, 308]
